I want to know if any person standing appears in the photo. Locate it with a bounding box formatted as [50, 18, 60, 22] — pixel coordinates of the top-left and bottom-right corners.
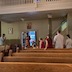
[65, 34, 72, 48]
[21, 32, 27, 49]
[39, 38, 45, 49]
[25, 32, 30, 48]
[53, 30, 64, 49]
[46, 35, 53, 48]
[0, 34, 6, 45]
[44, 35, 53, 50]
[32, 41, 36, 49]
[44, 37, 48, 50]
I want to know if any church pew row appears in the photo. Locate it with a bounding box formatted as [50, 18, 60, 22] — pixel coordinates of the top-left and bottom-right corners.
[0, 45, 10, 52]
[20, 49, 72, 53]
[21, 48, 72, 50]
[0, 46, 6, 52]
[12, 53, 72, 57]
[3, 56, 72, 63]
[0, 45, 10, 62]
[0, 53, 3, 61]
[0, 62, 72, 72]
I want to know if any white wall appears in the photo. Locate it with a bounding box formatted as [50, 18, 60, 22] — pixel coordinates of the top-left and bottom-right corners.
[18, 19, 49, 39]
[1, 19, 49, 39]
[1, 18, 63, 40]
[1, 22, 20, 39]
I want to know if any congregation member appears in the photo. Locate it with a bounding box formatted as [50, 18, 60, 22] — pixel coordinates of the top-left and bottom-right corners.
[47, 35, 53, 48]
[65, 34, 72, 48]
[32, 41, 36, 49]
[21, 32, 27, 49]
[39, 38, 45, 49]
[53, 30, 64, 49]
[44, 37, 48, 50]
[44, 35, 53, 50]
[25, 32, 30, 48]
[0, 34, 6, 45]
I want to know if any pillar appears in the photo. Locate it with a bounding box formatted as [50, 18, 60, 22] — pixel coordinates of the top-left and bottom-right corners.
[48, 14, 52, 38]
[67, 13, 72, 38]
[0, 21, 1, 37]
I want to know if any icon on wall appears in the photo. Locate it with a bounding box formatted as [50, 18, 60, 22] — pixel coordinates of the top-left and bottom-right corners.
[8, 28, 13, 34]
[27, 22, 32, 29]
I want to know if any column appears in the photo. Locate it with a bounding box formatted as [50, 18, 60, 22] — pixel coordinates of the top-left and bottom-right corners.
[67, 13, 72, 38]
[48, 14, 52, 38]
[0, 21, 1, 37]
[34, 0, 38, 8]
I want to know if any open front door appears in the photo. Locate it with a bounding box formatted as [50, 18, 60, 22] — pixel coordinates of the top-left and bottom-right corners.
[28, 31, 36, 46]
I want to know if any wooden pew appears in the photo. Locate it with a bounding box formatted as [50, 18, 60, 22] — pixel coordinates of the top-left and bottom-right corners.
[12, 53, 72, 57]
[0, 52, 3, 62]
[4, 48, 72, 63]
[0, 45, 10, 52]
[0, 45, 10, 58]
[0, 46, 5, 52]
[3, 56, 72, 63]
[3, 45, 10, 56]
[20, 49, 72, 53]
[0, 62, 72, 72]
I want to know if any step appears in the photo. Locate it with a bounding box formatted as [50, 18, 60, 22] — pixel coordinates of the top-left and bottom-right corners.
[0, 62, 72, 72]
[3, 56, 72, 63]
[12, 53, 72, 57]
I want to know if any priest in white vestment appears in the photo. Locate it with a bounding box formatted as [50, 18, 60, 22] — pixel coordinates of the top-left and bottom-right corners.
[53, 30, 64, 49]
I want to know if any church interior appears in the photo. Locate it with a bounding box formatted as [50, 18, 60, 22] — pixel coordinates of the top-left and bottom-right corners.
[0, 0, 72, 72]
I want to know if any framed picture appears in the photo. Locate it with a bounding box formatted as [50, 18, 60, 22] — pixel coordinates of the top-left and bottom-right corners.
[27, 22, 32, 29]
[8, 28, 13, 34]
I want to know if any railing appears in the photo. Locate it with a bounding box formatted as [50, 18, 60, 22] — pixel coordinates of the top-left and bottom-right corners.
[52, 24, 61, 38]
[0, 0, 33, 6]
[52, 20, 68, 38]
[0, 0, 72, 6]
[46, 0, 60, 2]
[0, 0, 71, 6]
[46, 0, 72, 2]
[38, 0, 60, 2]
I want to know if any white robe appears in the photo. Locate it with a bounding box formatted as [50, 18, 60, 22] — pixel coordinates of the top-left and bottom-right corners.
[53, 34, 64, 49]
[66, 38, 72, 48]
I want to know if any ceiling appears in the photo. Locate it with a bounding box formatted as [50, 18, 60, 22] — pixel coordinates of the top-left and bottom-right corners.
[0, 9, 72, 23]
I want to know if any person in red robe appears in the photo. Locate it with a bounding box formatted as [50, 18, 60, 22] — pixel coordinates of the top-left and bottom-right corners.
[39, 38, 45, 49]
[44, 35, 53, 50]
[44, 37, 48, 50]
[48, 37, 53, 48]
